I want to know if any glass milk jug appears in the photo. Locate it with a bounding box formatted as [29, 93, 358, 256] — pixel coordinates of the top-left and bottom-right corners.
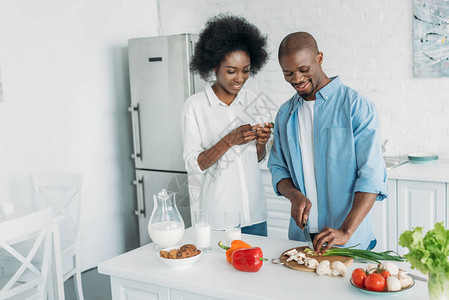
[148, 189, 185, 249]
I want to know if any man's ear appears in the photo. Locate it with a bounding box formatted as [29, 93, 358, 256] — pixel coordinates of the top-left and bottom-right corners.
[317, 52, 324, 65]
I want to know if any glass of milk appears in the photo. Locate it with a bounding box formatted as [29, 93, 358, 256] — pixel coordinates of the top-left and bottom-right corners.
[194, 210, 211, 252]
[224, 210, 241, 245]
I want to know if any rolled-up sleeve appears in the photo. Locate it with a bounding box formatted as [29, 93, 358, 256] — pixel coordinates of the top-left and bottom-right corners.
[181, 103, 206, 175]
[268, 111, 291, 196]
[352, 100, 388, 201]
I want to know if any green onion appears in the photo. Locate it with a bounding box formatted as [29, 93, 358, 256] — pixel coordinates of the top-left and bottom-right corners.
[303, 245, 404, 264]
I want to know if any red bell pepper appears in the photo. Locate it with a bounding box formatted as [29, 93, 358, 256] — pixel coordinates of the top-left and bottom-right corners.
[231, 247, 267, 272]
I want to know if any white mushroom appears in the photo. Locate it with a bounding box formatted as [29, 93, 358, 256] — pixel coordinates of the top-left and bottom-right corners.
[294, 257, 305, 265]
[331, 261, 347, 277]
[397, 270, 408, 278]
[387, 276, 402, 292]
[379, 262, 399, 276]
[286, 255, 297, 262]
[399, 275, 413, 288]
[367, 263, 378, 274]
[293, 254, 305, 264]
[286, 252, 305, 264]
[304, 258, 319, 269]
[285, 249, 298, 256]
[316, 260, 332, 276]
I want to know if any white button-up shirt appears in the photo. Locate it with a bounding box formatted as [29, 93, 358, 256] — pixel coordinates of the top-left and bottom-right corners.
[181, 84, 268, 229]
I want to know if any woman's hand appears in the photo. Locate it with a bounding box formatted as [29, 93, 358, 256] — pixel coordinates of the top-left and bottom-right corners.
[254, 122, 273, 145]
[223, 124, 257, 146]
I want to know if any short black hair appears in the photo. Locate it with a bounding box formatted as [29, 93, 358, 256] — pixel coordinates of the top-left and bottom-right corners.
[190, 14, 269, 81]
[278, 32, 319, 59]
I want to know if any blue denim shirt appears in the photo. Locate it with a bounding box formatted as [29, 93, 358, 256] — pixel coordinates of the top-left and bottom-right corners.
[267, 76, 388, 249]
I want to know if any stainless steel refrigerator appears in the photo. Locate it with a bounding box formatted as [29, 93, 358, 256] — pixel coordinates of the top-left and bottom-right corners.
[128, 34, 205, 245]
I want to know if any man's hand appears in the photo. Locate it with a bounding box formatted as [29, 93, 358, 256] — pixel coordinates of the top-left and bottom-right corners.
[313, 227, 351, 254]
[223, 124, 257, 146]
[313, 192, 377, 254]
[276, 179, 312, 230]
[290, 192, 312, 230]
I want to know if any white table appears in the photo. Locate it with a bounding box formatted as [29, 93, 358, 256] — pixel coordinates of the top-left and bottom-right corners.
[98, 228, 429, 300]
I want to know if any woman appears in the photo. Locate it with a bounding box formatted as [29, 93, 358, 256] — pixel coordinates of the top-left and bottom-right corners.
[182, 14, 271, 236]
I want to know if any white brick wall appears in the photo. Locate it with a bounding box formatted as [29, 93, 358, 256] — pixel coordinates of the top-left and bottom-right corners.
[159, 0, 449, 158]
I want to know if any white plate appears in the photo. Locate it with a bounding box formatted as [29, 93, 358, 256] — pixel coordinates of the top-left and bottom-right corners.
[157, 247, 202, 269]
[350, 278, 414, 296]
[408, 152, 438, 163]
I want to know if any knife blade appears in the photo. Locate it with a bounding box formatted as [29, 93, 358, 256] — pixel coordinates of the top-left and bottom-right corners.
[407, 272, 427, 282]
[302, 220, 314, 250]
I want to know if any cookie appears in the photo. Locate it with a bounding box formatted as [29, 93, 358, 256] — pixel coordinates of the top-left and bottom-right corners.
[180, 244, 197, 252]
[177, 247, 200, 258]
[176, 250, 188, 259]
[159, 250, 169, 259]
[168, 249, 179, 259]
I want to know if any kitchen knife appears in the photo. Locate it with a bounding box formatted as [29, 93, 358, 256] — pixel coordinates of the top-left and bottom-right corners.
[407, 272, 427, 282]
[302, 220, 314, 250]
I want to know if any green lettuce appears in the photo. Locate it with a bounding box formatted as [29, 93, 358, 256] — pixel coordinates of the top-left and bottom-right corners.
[400, 222, 449, 298]
[399, 222, 449, 275]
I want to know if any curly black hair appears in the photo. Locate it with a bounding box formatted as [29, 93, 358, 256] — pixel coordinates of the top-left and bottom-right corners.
[190, 14, 269, 81]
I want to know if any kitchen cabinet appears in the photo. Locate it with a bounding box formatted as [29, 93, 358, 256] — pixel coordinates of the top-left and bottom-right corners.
[388, 160, 449, 255]
[396, 180, 446, 255]
[111, 278, 169, 300]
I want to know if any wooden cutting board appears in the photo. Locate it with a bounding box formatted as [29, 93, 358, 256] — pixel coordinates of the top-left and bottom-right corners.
[279, 246, 353, 272]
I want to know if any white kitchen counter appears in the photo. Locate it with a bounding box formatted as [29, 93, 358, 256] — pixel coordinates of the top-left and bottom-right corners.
[388, 160, 449, 183]
[98, 228, 428, 300]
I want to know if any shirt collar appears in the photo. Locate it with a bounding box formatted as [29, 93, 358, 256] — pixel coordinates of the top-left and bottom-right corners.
[317, 76, 341, 101]
[292, 75, 341, 103]
[205, 83, 245, 107]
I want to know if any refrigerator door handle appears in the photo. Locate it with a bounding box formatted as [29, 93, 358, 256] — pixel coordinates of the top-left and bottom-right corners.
[188, 39, 195, 95]
[133, 178, 145, 217]
[128, 103, 142, 160]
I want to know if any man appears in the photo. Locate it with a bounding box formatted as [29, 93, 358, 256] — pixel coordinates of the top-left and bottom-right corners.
[268, 32, 387, 253]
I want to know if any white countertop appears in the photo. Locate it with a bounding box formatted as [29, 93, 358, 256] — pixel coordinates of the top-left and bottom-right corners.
[388, 160, 449, 183]
[98, 228, 428, 300]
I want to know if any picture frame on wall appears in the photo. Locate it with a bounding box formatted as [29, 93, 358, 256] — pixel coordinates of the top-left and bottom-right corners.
[413, 0, 449, 78]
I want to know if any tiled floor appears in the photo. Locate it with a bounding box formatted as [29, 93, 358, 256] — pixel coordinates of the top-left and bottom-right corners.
[64, 268, 111, 300]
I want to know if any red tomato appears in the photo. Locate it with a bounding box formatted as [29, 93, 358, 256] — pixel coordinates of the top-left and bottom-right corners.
[365, 273, 386, 292]
[379, 270, 390, 279]
[351, 268, 367, 288]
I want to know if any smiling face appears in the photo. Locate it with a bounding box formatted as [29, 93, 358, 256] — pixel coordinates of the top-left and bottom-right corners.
[279, 49, 327, 101]
[212, 50, 251, 104]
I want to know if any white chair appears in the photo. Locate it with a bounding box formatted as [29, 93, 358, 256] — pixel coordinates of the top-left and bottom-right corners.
[0, 207, 54, 300]
[32, 172, 84, 300]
